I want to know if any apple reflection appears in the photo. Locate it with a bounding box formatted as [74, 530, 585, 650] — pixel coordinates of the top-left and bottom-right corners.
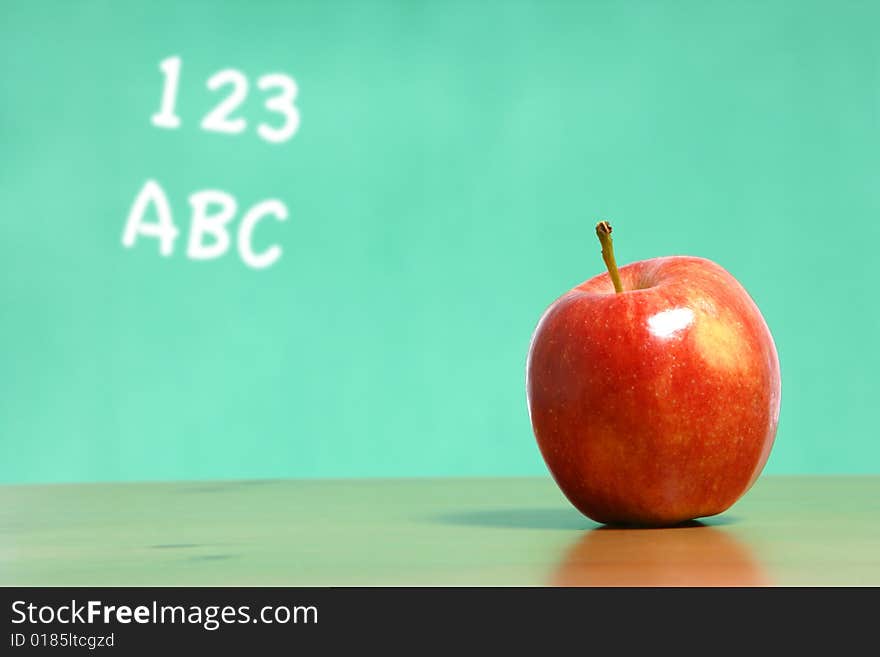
[550, 523, 771, 587]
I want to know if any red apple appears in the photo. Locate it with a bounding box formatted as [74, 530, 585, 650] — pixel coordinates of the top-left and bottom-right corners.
[526, 222, 780, 526]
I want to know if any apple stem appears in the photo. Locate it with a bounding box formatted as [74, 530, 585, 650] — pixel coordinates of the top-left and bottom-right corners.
[595, 221, 624, 294]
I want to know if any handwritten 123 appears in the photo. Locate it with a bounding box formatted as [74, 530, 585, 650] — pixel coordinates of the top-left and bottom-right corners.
[121, 56, 299, 269]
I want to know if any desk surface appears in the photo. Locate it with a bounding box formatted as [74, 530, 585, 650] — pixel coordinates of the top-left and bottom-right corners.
[1, 476, 878, 586]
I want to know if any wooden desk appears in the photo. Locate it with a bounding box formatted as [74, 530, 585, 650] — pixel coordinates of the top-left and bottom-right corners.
[2, 476, 878, 586]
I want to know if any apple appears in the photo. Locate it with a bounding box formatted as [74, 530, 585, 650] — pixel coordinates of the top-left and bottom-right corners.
[526, 222, 780, 526]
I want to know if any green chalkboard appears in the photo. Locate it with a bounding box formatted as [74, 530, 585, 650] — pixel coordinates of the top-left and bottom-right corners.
[1, 0, 879, 483]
